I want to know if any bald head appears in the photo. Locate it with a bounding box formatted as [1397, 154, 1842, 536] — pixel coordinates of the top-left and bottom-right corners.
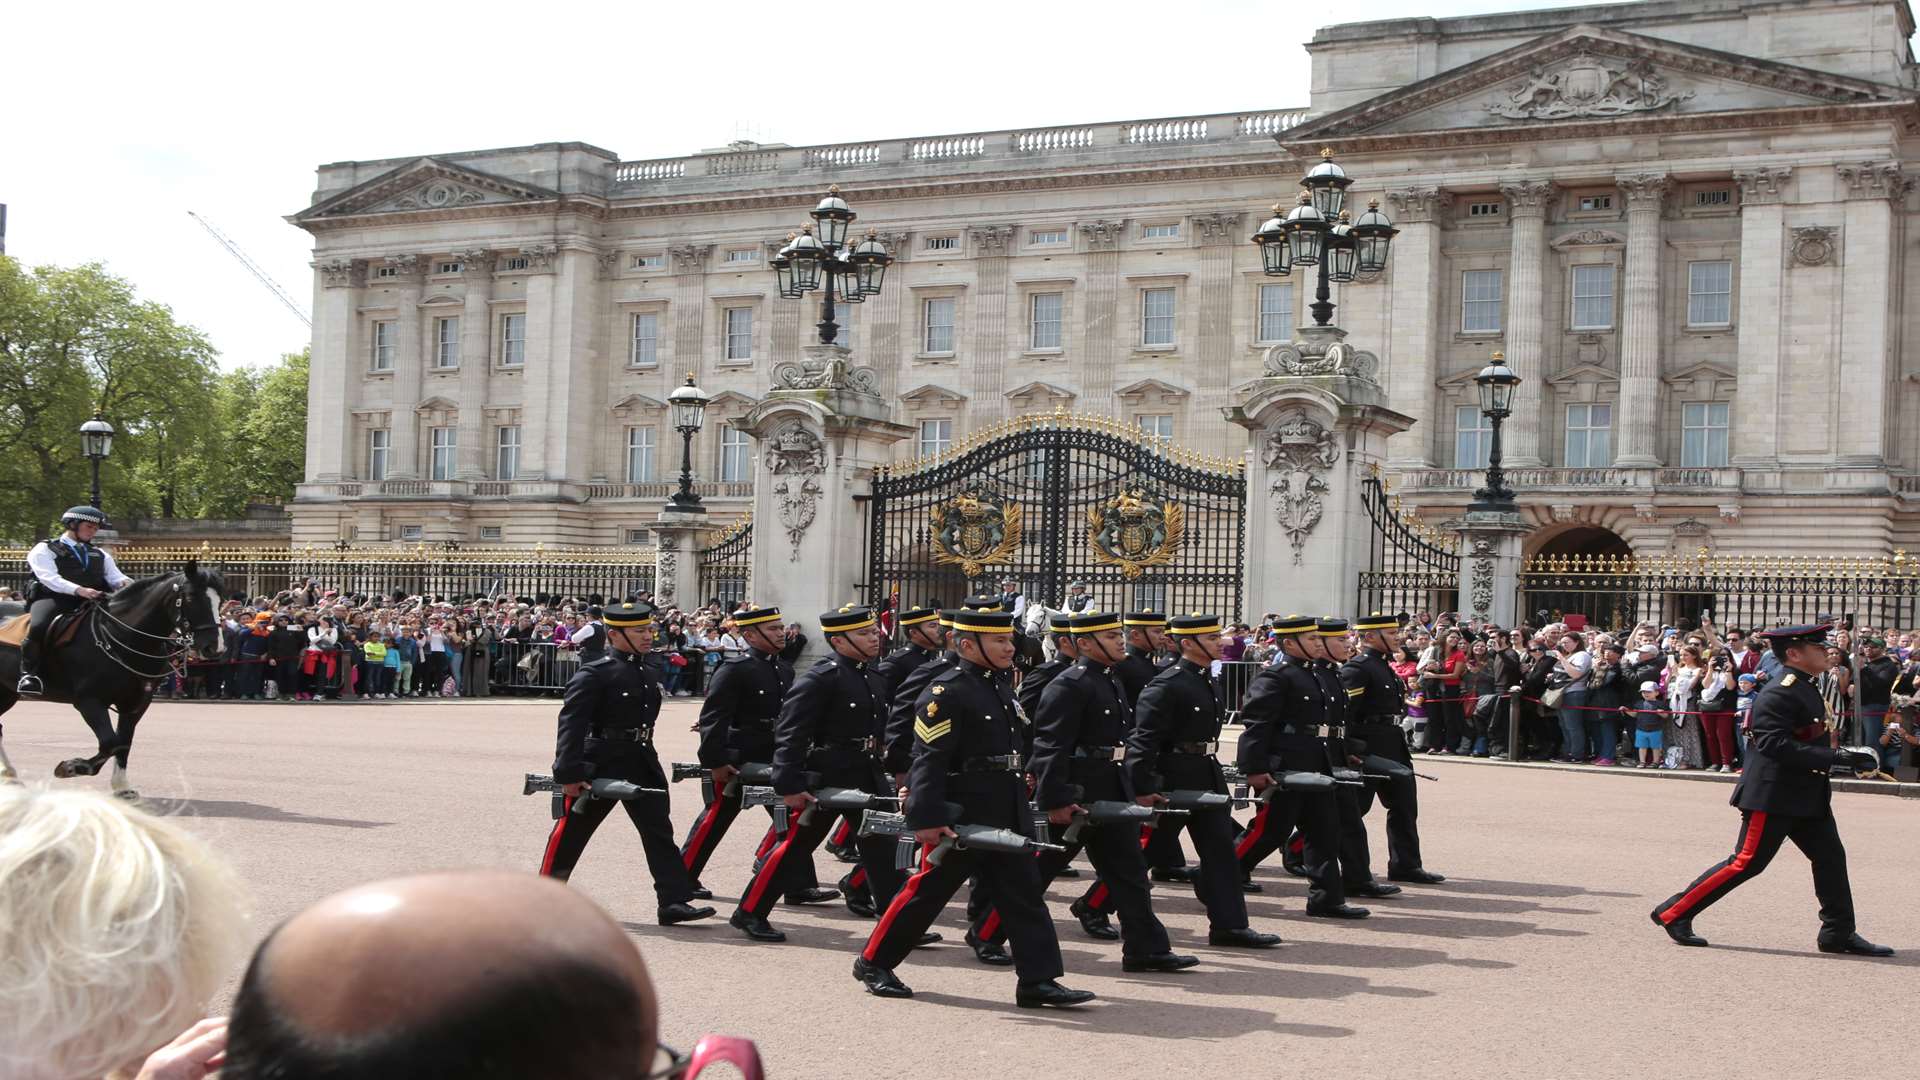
[223, 871, 656, 1079]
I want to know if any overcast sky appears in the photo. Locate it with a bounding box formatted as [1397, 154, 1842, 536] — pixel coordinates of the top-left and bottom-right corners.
[5, 0, 1677, 369]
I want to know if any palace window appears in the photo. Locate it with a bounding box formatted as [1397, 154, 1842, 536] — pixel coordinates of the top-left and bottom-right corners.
[1258, 283, 1293, 342]
[625, 528, 652, 545]
[1564, 403, 1612, 468]
[373, 266, 400, 279]
[434, 317, 460, 368]
[1140, 288, 1176, 346]
[923, 297, 955, 353]
[1577, 195, 1613, 212]
[429, 427, 456, 481]
[437, 261, 464, 275]
[368, 428, 389, 481]
[924, 236, 959, 251]
[1681, 402, 1730, 468]
[1467, 201, 1503, 218]
[626, 426, 656, 482]
[719, 425, 752, 482]
[1137, 414, 1174, 442]
[1454, 406, 1492, 469]
[1694, 189, 1732, 207]
[630, 312, 658, 367]
[499, 313, 525, 367]
[1687, 261, 1733, 327]
[501, 256, 529, 271]
[631, 253, 664, 269]
[399, 524, 424, 541]
[724, 248, 759, 265]
[1571, 265, 1615, 330]
[1029, 292, 1062, 349]
[495, 426, 521, 480]
[917, 419, 952, 457]
[723, 307, 754, 361]
[1029, 229, 1068, 246]
[371, 320, 396, 371]
[1461, 270, 1502, 333]
[479, 526, 503, 542]
[1142, 223, 1181, 239]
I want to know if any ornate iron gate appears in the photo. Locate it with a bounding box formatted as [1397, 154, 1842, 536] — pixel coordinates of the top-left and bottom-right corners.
[1356, 468, 1459, 617]
[696, 517, 753, 608]
[867, 413, 1245, 619]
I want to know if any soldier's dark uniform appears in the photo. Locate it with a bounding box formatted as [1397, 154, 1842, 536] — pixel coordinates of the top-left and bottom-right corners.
[1307, 620, 1397, 898]
[837, 606, 944, 911]
[876, 607, 944, 703]
[1124, 614, 1278, 945]
[1340, 613, 1440, 883]
[1015, 611, 1076, 731]
[1114, 611, 1194, 881]
[733, 607, 902, 937]
[1653, 625, 1891, 955]
[860, 611, 1086, 1003]
[1232, 617, 1357, 915]
[883, 599, 1005, 776]
[538, 603, 703, 916]
[678, 607, 803, 885]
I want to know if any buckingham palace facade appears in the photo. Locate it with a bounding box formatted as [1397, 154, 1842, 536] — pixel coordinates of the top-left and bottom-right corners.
[291, 0, 1920, 561]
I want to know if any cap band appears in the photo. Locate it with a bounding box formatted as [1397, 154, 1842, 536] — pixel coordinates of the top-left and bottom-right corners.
[1123, 615, 1164, 627]
[734, 611, 784, 627]
[899, 610, 939, 627]
[1072, 617, 1123, 634]
[951, 616, 1015, 634]
[1169, 621, 1222, 636]
[1354, 617, 1398, 631]
[1272, 624, 1313, 636]
[824, 617, 876, 633]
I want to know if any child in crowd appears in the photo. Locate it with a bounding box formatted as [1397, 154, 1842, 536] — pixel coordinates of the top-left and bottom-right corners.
[1627, 680, 1665, 768]
[1734, 672, 1758, 767]
[1403, 685, 1428, 748]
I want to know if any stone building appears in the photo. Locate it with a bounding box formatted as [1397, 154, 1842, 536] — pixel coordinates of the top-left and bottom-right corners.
[291, 0, 1920, 562]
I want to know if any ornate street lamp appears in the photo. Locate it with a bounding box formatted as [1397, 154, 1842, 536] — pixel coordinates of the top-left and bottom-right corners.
[666, 373, 710, 513]
[773, 186, 894, 344]
[1471, 352, 1522, 512]
[1251, 148, 1397, 328]
[80, 414, 114, 510]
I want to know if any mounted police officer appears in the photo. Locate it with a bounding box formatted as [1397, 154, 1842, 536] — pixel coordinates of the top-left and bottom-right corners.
[1341, 612, 1445, 885]
[537, 602, 715, 927]
[18, 506, 131, 697]
[1652, 624, 1892, 956]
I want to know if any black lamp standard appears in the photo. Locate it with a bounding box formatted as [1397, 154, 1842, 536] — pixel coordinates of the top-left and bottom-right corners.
[80, 414, 114, 510]
[772, 185, 894, 345]
[1471, 352, 1522, 512]
[666, 374, 710, 512]
[1250, 148, 1399, 327]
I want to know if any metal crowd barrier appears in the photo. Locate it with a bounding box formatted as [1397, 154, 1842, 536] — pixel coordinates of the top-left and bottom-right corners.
[1215, 659, 1265, 722]
[489, 640, 582, 695]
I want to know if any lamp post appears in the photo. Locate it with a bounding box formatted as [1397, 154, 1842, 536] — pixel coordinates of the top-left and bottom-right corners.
[1250, 148, 1399, 328]
[1471, 352, 1522, 512]
[80, 414, 114, 510]
[773, 185, 894, 345]
[666, 373, 710, 513]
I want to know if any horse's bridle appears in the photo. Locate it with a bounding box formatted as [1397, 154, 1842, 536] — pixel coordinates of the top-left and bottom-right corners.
[89, 575, 219, 681]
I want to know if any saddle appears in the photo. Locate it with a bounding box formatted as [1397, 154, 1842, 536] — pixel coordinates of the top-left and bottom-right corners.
[0, 610, 86, 651]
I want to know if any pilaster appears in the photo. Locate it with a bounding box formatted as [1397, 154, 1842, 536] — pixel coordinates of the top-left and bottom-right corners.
[455, 251, 494, 480]
[1498, 180, 1554, 467]
[1384, 188, 1447, 468]
[1078, 219, 1126, 406]
[1456, 510, 1531, 626]
[309, 257, 363, 482]
[1835, 161, 1908, 467]
[649, 508, 710, 611]
[388, 255, 426, 479]
[521, 249, 559, 480]
[1730, 167, 1792, 467]
[1613, 174, 1671, 467]
[868, 230, 910, 401]
[1193, 211, 1241, 458]
[968, 224, 1016, 425]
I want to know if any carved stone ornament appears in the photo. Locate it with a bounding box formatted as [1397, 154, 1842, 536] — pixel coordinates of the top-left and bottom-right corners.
[521, 244, 558, 271]
[316, 258, 363, 288]
[770, 356, 881, 395]
[763, 421, 826, 561]
[594, 251, 621, 280]
[387, 181, 489, 211]
[387, 254, 421, 278]
[1078, 219, 1128, 250]
[1486, 54, 1691, 121]
[1086, 486, 1185, 581]
[1261, 409, 1341, 566]
[929, 487, 1023, 577]
[1191, 211, 1244, 244]
[1836, 162, 1910, 201]
[1733, 167, 1792, 205]
[1262, 337, 1378, 382]
[1469, 537, 1497, 619]
[1386, 188, 1447, 224]
[670, 244, 713, 273]
[1790, 226, 1838, 267]
[968, 224, 1016, 254]
[655, 550, 677, 602]
[1555, 228, 1625, 247]
[456, 249, 495, 276]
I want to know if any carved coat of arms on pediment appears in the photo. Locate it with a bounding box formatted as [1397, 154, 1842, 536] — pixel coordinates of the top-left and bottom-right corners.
[1487, 54, 1692, 121]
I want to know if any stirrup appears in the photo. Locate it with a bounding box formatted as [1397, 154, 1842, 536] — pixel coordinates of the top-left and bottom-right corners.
[16, 674, 45, 697]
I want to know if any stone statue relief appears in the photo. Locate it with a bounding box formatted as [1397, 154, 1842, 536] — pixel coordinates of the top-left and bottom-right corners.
[1486, 54, 1690, 121]
[1262, 409, 1342, 565]
[764, 421, 827, 561]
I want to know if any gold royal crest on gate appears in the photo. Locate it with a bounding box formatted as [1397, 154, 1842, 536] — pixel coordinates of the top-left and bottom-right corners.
[929, 488, 1023, 577]
[1087, 486, 1184, 580]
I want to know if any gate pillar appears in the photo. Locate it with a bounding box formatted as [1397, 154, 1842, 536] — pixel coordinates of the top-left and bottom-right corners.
[650, 508, 708, 611]
[1224, 328, 1414, 619]
[1457, 510, 1531, 627]
[740, 344, 912, 661]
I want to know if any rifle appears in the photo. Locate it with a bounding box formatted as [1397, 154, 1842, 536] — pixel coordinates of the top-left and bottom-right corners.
[861, 809, 1066, 868]
[670, 761, 772, 805]
[1221, 765, 1339, 804]
[1062, 800, 1189, 844]
[1164, 789, 1234, 812]
[740, 784, 900, 833]
[1359, 754, 1439, 782]
[523, 773, 667, 819]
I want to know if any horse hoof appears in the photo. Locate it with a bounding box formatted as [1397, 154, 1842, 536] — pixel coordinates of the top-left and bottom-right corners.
[113, 788, 140, 802]
[54, 758, 98, 778]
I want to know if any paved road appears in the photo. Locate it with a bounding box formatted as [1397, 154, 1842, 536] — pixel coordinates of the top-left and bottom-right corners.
[4, 698, 1913, 1079]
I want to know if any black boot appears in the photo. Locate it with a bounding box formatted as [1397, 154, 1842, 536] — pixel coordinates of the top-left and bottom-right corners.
[1650, 908, 1707, 947]
[783, 886, 840, 906]
[852, 956, 913, 998]
[966, 929, 1014, 966]
[1068, 897, 1119, 940]
[1016, 980, 1096, 1008]
[658, 902, 716, 926]
[728, 909, 786, 942]
[1817, 932, 1893, 957]
[16, 640, 44, 697]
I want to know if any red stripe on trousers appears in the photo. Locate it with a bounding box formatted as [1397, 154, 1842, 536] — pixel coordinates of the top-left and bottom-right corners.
[1288, 833, 1304, 857]
[830, 817, 853, 845]
[862, 860, 932, 962]
[1088, 881, 1109, 907]
[849, 865, 867, 889]
[1659, 811, 1768, 924]
[755, 825, 778, 860]
[1234, 802, 1271, 861]
[539, 796, 573, 875]
[1138, 824, 1153, 850]
[743, 825, 799, 912]
[681, 797, 723, 871]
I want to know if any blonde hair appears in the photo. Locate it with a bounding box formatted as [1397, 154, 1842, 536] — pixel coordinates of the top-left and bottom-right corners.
[0, 786, 249, 1080]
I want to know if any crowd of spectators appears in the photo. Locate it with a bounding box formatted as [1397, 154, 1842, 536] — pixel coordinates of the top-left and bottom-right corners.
[157, 579, 804, 703]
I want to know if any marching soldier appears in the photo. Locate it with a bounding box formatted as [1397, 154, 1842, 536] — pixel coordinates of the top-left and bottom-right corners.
[1126, 614, 1281, 948]
[680, 606, 822, 902]
[884, 597, 1006, 778]
[537, 602, 715, 927]
[1233, 616, 1369, 918]
[855, 609, 1096, 1008]
[1652, 624, 1892, 955]
[1340, 613, 1445, 885]
[1018, 611, 1077, 724]
[1113, 611, 1196, 884]
[730, 606, 907, 943]
[16, 505, 131, 697]
[1311, 619, 1402, 901]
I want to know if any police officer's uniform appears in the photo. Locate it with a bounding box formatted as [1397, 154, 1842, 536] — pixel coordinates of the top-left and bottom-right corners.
[858, 611, 1094, 1007]
[733, 606, 901, 938]
[1340, 612, 1442, 884]
[1652, 624, 1892, 955]
[538, 603, 707, 921]
[679, 607, 802, 884]
[1233, 616, 1361, 916]
[17, 506, 131, 695]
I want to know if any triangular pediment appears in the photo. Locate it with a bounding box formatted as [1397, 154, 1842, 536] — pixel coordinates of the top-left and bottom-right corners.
[1288, 25, 1909, 148]
[898, 383, 969, 407]
[706, 390, 761, 410]
[1114, 378, 1190, 402]
[296, 158, 561, 222]
[1546, 362, 1622, 387]
[609, 393, 667, 413]
[1662, 361, 1737, 388]
[1004, 381, 1076, 404]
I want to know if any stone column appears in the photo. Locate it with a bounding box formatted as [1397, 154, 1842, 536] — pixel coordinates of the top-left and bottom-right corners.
[867, 231, 910, 402]
[1225, 327, 1414, 617]
[388, 255, 425, 478]
[1456, 510, 1531, 626]
[1498, 180, 1555, 467]
[1192, 212, 1242, 458]
[1730, 167, 1792, 467]
[967, 224, 1015, 426]
[669, 244, 712, 477]
[649, 507, 709, 610]
[741, 343, 912, 662]
[308, 257, 363, 482]
[1613, 173, 1671, 467]
[520, 246, 559, 480]
[1384, 188, 1447, 468]
[765, 237, 803, 370]
[454, 250, 494, 480]
[1836, 161, 1908, 467]
[1078, 220, 1127, 406]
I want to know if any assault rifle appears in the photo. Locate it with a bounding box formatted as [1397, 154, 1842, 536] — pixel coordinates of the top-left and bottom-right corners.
[670, 761, 773, 805]
[1220, 765, 1340, 803]
[1164, 789, 1235, 812]
[861, 808, 1066, 868]
[523, 773, 667, 819]
[1061, 800, 1189, 844]
[740, 784, 900, 835]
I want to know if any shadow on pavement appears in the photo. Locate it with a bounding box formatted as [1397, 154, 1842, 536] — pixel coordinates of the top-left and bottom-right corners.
[910, 990, 1338, 1038]
[140, 798, 393, 830]
[1705, 943, 1917, 966]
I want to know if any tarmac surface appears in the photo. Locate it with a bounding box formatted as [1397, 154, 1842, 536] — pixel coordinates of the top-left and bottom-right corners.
[3, 696, 1915, 1080]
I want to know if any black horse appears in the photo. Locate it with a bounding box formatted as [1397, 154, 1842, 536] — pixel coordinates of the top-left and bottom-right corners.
[0, 562, 226, 799]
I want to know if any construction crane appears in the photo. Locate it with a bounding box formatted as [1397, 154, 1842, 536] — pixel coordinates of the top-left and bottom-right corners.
[188, 211, 311, 328]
